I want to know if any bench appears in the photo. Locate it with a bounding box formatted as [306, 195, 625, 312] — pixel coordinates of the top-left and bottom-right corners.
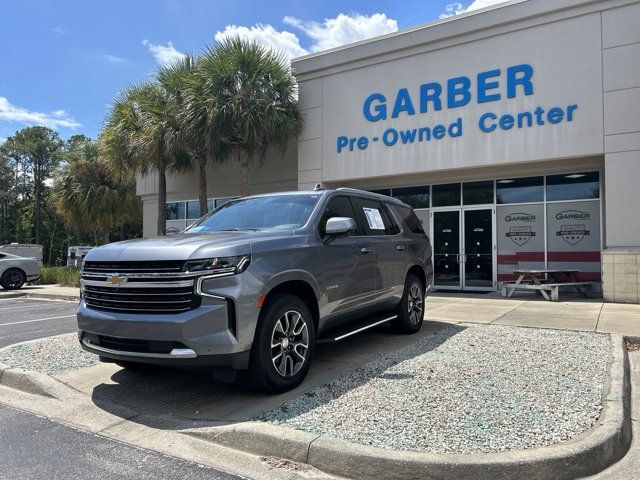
[501, 281, 594, 301]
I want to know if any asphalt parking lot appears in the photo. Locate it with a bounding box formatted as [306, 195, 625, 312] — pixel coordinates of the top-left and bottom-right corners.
[0, 298, 78, 348]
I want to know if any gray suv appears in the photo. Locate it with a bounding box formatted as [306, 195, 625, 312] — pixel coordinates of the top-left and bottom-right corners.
[78, 188, 433, 393]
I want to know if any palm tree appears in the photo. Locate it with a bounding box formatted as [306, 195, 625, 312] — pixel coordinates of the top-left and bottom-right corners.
[102, 82, 190, 235]
[53, 136, 140, 244]
[156, 57, 212, 217]
[192, 36, 303, 197]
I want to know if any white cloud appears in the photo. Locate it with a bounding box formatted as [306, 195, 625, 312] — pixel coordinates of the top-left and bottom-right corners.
[142, 40, 187, 66]
[440, 3, 466, 19]
[104, 54, 128, 64]
[214, 13, 399, 60]
[214, 24, 307, 59]
[52, 26, 66, 35]
[440, 0, 511, 19]
[0, 137, 6, 144]
[0, 97, 81, 130]
[283, 13, 398, 53]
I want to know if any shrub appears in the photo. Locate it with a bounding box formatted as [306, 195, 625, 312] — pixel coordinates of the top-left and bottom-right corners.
[39, 267, 81, 288]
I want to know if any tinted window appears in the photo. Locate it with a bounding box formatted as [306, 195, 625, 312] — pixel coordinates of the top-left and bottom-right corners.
[319, 196, 361, 236]
[186, 201, 201, 219]
[546, 172, 599, 201]
[463, 180, 493, 205]
[186, 194, 320, 232]
[379, 204, 401, 235]
[391, 205, 425, 234]
[432, 183, 461, 207]
[496, 176, 543, 204]
[392, 186, 429, 208]
[166, 202, 185, 220]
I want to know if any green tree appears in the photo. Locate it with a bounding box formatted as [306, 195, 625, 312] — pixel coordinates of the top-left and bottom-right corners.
[192, 36, 302, 197]
[102, 82, 190, 235]
[53, 135, 141, 244]
[0, 127, 63, 244]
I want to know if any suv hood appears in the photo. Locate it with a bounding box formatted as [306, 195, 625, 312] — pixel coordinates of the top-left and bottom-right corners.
[83, 231, 294, 262]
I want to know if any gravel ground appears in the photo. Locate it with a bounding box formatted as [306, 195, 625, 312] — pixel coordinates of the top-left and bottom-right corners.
[261, 324, 611, 454]
[0, 333, 99, 374]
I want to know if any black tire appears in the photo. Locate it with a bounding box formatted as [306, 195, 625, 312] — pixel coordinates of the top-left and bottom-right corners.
[0, 268, 25, 290]
[390, 273, 425, 334]
[248, 293, 315, 394]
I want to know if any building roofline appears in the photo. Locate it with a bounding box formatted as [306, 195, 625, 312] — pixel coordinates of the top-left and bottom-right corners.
[291, 0, 628, 78]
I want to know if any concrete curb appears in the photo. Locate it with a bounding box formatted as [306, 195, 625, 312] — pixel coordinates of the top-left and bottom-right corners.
[26, 292, 80, 302]
[0, 362, 77, 399]
[184, 334, 631, 480]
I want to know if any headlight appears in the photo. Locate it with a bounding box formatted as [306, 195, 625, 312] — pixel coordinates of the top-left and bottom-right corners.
[183, 255, 251, 275]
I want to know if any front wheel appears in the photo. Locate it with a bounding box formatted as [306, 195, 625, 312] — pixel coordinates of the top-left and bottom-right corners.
[1, 269, 25, 290]
[248, 293, 315, 394]
[391, 273, 425, 334]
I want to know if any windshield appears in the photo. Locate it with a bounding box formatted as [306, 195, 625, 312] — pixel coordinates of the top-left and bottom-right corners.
[185, 194, 322, 233]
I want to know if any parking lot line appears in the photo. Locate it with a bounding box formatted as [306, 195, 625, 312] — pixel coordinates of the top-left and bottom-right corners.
[0, 315, 75, 327]
[0, 302, 59, 312]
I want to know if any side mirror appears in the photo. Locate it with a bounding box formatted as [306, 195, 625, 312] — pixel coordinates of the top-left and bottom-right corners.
[325, 217, 356, 236]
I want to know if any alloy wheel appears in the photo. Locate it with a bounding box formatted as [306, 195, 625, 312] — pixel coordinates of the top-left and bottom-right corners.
[407, 284, 424, 324]
[270, 310, 310, 377]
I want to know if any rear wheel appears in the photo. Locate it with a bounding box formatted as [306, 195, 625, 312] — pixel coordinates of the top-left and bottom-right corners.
[1, 269, 25, 290]
[248, 293, 315, 394]
[391, 273, 425, 334]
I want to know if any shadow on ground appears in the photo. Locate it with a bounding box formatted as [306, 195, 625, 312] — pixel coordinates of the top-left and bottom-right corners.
[88, 321, 464, 430]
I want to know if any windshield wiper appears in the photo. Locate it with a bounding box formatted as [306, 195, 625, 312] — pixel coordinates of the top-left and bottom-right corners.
[219, 228, 262, 231]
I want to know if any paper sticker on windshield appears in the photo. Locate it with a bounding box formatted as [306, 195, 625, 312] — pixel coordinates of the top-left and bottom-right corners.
[363, 207, 385, 230]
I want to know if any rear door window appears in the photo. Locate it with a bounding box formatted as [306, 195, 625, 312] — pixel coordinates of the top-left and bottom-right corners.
[352, 197, 400, 236]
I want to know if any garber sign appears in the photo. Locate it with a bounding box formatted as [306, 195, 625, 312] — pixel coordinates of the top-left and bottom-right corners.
[336, 64, 579, 154]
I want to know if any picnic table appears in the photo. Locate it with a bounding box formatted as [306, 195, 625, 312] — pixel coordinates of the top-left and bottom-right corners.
[501, 269, 595, 301]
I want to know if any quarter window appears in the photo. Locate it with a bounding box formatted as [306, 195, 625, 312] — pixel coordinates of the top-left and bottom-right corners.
[391, 205, 425, 234]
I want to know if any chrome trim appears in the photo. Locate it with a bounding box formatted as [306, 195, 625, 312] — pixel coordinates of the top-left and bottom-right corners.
[81, 271, 202, 279]
[333, 315, 397, 342]
[195, 274, 232, 299]
[82, 337, 197, 359]
[81, 279, 194, 288]
[82, 295, 192, 305]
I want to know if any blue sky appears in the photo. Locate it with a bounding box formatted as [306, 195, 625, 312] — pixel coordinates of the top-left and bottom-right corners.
[0, 0, 505, 142]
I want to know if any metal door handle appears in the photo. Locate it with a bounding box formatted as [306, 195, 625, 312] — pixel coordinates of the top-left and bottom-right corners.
[396, 245, 406, 251]
[462, 254, 467, 262]
[456, 254, 461, 263]
[360, 247, 372, 254]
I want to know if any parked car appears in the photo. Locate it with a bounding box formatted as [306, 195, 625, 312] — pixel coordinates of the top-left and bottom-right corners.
[77, 188, 433, 393]
[0, 252, 41, 290]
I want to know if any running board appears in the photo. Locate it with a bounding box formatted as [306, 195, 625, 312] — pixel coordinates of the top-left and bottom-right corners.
[317, 314, 397, 343]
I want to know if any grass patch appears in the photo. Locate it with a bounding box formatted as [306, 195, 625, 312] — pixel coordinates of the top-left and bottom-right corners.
[39, 266, 80, 287]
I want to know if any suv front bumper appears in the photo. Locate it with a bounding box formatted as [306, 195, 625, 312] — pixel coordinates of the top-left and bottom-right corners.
[77, 297, 251, 369]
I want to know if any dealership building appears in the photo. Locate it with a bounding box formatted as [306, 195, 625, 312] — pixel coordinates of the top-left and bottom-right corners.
[137, 0, 640, 303]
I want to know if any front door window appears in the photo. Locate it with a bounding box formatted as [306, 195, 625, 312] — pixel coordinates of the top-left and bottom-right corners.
[433, 211, 461, 287]
[463, 209, 493, 288]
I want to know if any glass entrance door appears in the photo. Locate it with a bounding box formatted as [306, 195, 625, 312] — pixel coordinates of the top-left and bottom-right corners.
[432, 208, 495, 290]
[433, 211, 461, 288]
[463, 209, 494, 289]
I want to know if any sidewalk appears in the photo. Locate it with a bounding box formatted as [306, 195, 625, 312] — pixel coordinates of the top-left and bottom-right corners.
[0, 285, 80, 302]
[427, 291, 640, 337]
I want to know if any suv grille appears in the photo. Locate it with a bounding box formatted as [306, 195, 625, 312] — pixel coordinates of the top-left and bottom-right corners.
[81, 260, 200, 314]
[83, 260, 185, 273]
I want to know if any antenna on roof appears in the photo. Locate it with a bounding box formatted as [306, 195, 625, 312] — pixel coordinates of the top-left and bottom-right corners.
[313, 183, 324, 191]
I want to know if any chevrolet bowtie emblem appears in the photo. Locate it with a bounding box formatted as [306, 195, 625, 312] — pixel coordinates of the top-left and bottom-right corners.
[106, 275, 127, 285]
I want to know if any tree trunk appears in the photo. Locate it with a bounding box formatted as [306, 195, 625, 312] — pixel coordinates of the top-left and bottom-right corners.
[157, 169, 167, 236]
[197, 154, 208, 216]
[34, 166, 41, 245]
[239, 151, 250, 197]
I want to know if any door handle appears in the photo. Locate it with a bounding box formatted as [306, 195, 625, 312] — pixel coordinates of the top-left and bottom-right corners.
[456, 254, 461, 263]
[396, 245, 406, 251]
[360, 247, 372, 254]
